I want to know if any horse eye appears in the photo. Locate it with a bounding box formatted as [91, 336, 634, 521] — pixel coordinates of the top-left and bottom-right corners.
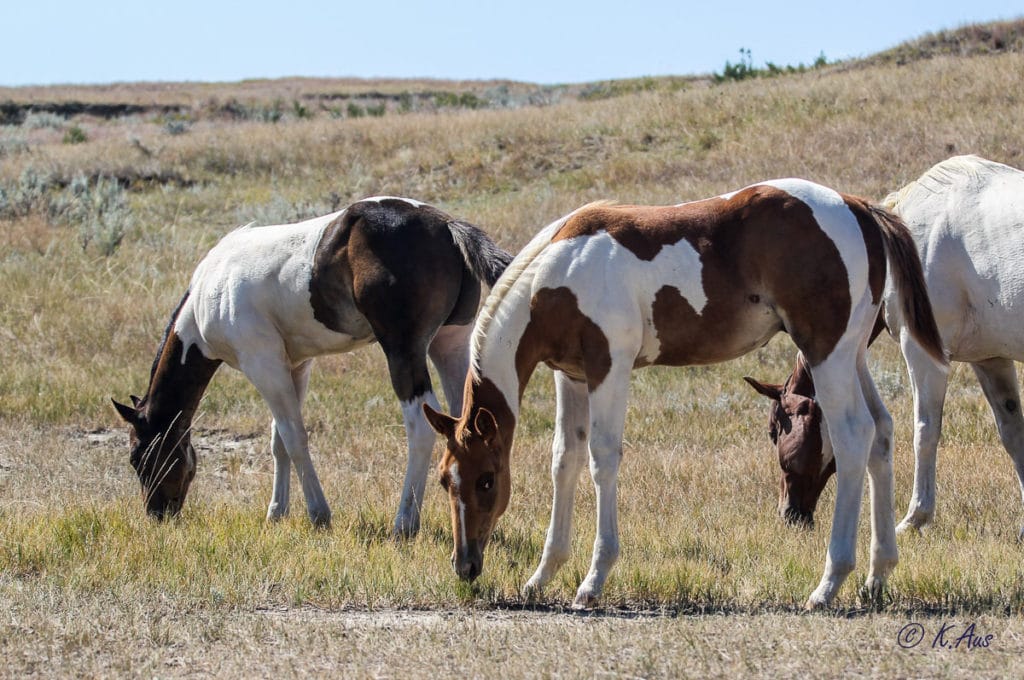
[477, 473, 495, 493]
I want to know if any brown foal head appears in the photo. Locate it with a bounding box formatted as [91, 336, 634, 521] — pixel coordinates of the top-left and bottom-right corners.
[744, 355, 835, 527]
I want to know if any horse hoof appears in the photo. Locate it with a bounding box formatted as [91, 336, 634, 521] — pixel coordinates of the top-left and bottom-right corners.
[392, 518, 420, 541]
[859, 578, 887, 607]
[522, 581, 543, 602]
[896, 518, 925, 535]
[310, 511, 332, 530]
[571, 590, 600, 610]
[803, 595, 829, 611]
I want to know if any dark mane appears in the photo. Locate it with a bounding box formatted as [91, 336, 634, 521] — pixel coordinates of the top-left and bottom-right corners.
[146, 289, 190, 395]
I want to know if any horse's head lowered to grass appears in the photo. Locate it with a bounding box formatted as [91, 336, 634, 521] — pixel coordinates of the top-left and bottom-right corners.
[744, 354, 834, 528]
[423, 391, 513, 582]
[112, 394, 197, 520]
[113, 310, 220, 520]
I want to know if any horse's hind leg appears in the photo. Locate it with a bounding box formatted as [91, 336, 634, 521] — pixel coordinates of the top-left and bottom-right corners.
[805, 349, 875, 608]
[858, 356, 898, 596]
[267, 360, 313, 521]
[524, 371, 590, 596]
[970, 358, 1024, 539]
[380, 340, 441, 539]
[897, 330, 949, 533]
[429, 323, 472, 417]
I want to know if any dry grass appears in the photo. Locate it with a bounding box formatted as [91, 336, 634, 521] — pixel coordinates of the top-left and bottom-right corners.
[3, 42, 1024, 677]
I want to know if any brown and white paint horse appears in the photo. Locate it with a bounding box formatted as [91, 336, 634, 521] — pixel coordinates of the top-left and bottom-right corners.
[113, 197, 511, 537]
[747, 156, 1024, 536]
[424, 179, 944, 609]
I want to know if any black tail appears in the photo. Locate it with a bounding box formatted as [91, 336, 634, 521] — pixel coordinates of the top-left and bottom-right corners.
[447, 220, 513, 287]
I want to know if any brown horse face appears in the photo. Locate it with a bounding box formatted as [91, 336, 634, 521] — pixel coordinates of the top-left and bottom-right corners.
[744, 378, 835, 527]
[425, 405, 510, 582]
[113, 399, 196, 519]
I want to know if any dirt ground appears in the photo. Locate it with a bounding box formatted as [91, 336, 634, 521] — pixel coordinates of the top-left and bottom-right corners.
[3, 587, 1023, 679]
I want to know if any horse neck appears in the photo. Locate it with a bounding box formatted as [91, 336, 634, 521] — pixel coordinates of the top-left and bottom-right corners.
[470, 276, 542, 423]
[142, 319, 221, 435]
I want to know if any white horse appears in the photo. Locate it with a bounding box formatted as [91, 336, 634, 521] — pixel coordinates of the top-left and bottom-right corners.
[747, 155, 1024, 536]
[423, 178, 944, 609]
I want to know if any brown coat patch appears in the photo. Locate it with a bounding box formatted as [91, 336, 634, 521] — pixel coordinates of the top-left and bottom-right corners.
[515, 286, 613, 392]
[310, 198, 511, 402]
[560, 187, 859, 366]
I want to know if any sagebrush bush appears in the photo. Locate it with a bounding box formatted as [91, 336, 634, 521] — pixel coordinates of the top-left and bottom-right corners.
[0, 129, 30, 157]
[22, 111, 66, 130]
[48, 174, 134, 256]
[0, 166, 56, 219]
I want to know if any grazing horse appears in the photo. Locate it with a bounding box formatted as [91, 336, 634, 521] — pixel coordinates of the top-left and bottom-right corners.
[113, 197, 511, 537]
[746, 155, 1024, 536]
[423, 178, 945, 609]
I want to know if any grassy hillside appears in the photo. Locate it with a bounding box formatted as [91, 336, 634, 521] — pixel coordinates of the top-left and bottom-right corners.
[2, 20, 1024, 675]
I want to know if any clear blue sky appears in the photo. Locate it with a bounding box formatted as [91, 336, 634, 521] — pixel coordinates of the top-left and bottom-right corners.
[2, 1, 1021, 86]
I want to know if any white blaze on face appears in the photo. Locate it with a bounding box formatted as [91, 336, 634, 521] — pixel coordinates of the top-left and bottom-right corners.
[449, 461, 468, 552]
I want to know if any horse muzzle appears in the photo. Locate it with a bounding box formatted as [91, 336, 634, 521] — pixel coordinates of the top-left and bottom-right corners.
[452, 542, 484, 582]
[781, 504, 814, 529]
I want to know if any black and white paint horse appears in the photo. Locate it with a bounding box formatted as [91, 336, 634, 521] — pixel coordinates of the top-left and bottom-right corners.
[113, 197, 511, 537]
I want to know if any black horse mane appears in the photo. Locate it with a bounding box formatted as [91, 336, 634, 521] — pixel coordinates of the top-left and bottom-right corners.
[145, 289, 191, 395]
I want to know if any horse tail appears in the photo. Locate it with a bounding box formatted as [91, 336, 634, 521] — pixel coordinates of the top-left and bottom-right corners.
[870, 204, 947, 366]
[446, 220, 514, 288]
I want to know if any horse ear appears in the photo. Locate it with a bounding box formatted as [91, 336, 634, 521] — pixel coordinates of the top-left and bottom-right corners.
[474, 408, 499, 446]
[111, 398, 138, 424]
[422, 403, 456, 439]
[130, 394, 142, 408]
[743, 376, 782, 401]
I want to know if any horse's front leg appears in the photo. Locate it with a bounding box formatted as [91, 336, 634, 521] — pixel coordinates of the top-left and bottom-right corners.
[244, 355, 331, 528]
[267, 361, 313, 521]
[573, 359, 632, 609]
[524, 371, 590, 597]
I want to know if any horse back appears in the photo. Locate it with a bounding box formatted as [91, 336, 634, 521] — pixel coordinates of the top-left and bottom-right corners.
[892, 160, 1024, 361]
[542, 181, 886, 368]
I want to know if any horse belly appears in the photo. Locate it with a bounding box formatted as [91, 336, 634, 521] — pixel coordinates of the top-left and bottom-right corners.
[643, 288, 782, 366]
[274, 297, 375, 363]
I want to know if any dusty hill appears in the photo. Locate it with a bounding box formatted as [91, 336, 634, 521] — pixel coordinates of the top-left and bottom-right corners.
[1, 18, 1020, 125]
[860, 17, 1024, 66]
